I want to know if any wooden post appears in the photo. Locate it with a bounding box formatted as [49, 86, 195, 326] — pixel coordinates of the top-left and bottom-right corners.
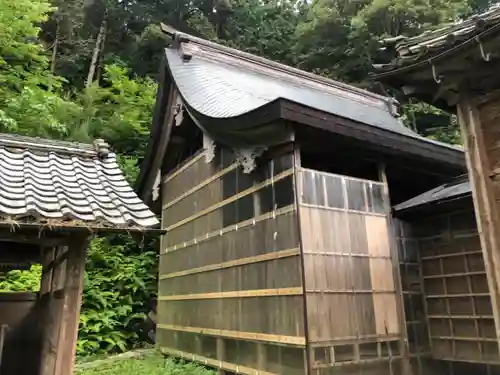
[40, 247, 55, 296]
[378, 163, 412, 375]
[216, 337, 225, 375]
[41, 246, 67, 375]
[457, 98, 500, 355]
[54, 236, 88, 375]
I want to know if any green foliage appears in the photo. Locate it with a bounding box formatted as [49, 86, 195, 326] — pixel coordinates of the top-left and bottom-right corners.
[0, 0, 56, 97]
[0, 265, 42, 292]
[77, 237, 157, 356]
[75, 352, 215, 375]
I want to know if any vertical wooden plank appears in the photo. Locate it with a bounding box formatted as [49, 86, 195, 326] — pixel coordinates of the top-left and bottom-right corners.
[41, 246, 66, 375]
[39, 246, 55, 375]
[40, 247, 55, 296]
[293, 147, 311, 375]
[457, 98, 500, 355]
[216, 337, 225, 375]
[378, 163, 412, 375]
[257, 342, 267, 370]
[54, 237, 89, 375]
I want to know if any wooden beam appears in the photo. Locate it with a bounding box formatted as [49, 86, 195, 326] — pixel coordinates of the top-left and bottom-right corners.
[163, 204, 295, 253]
[378, 163, 413, 375]
[164, 168, 294, 230]
[457, 97, 500, 356]
[157, 324, 306, 346]
[158, 287, 303, 301]
[159, 248, 300, 279]
[41, 246, 66, 375]
[161, 347, 278, 375]
[54, 237, 89, 375]
[40, 247, 55, 295]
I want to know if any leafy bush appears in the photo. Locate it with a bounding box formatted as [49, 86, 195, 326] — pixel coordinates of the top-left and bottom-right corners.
[77, 236, 158, 356]
[0, 265, 42, 292]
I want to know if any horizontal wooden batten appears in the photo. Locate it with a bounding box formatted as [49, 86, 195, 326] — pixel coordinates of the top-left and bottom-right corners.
[426, 293, 490, 299]
[163, 204, 296, 253]
[160, 347, 278, 375]
[163, 151, 205, 184]
[312, 356, 403, 370]
[165, 168, 294, 231]
[303, 251, 391, 259]
[163, 163, 239, 209]
[431, 335, 498, 342]
[160, 248, 300, 279]
[309, 334, 401, 345]
[420, 250, 482, 261]
[306, 290, 395, 294]
[422, 271, 486, 279]
[299, 203, 385, 217]
[157, 324, 306, 346]
[298, 168, 385, 186]
[427, 315, 494, 320]
[158, 288, 303, 301]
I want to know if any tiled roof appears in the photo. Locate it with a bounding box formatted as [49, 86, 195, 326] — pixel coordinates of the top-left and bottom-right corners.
[0, 133, 159, 229]
[375, 5, 500, 72]
[393, 174, 471, 212]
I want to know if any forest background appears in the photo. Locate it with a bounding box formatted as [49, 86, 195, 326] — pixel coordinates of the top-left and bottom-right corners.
[0, 0, 490, 357]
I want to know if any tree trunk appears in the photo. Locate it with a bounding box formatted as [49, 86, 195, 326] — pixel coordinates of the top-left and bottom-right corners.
[50, 20, 60, 74]
[94, 22, 107, 84]
[85, 17, 107, 88]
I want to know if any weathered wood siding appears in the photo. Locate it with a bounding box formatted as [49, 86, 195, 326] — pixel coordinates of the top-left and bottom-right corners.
[457, 94, 500, 361]
[158, 147, 306, 375]
[297, 168, 405, 375]
[396, 220, 430, 375]
[413, 209, 497, 363]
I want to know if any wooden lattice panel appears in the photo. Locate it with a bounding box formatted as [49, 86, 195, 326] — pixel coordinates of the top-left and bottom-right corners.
[396, 220, 429, 375]
[416, 210, 499, 363]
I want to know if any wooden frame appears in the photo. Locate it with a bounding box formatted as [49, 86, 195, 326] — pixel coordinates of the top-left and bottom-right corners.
[457, 96, 500, 357]
[38, 235, 89, 375]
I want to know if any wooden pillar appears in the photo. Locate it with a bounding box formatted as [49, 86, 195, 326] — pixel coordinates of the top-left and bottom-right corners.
[54, 236, 89, 375]
[40, 247, 55, 295]
[40, 246, 66, 375]
[457, 98, 500, 354]
[378, 163, 412, 375]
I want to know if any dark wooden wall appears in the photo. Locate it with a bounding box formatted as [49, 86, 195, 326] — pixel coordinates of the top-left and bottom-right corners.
[297, 168, 405, 375]
[396, 220, 431, 375]
[0, 292, 41, 375]
[158, 147, 306, 374]
[413, 209, 497, 363]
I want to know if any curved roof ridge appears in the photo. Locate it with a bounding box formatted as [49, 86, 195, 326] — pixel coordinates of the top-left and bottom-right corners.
[0, 133, 109, 158]
[160, 23, 398, 112]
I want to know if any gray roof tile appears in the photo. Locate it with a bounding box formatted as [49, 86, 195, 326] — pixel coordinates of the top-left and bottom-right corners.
[376, 5, 500, 71]
[393, 175, 471, 212]
[0, 134, 159, 228]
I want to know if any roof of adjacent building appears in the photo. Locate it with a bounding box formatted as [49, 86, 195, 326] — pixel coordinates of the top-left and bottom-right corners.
[394, 174, 471, 212]
[374, 5, 500, 74]
[0, 133, 159, 230]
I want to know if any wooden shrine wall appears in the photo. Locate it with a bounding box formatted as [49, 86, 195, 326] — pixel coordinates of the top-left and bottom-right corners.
[412, 209, 498, 364]
[396, 220, 435, 375]
[297, 168, 405, 375]
[157, 147, 306, 375]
